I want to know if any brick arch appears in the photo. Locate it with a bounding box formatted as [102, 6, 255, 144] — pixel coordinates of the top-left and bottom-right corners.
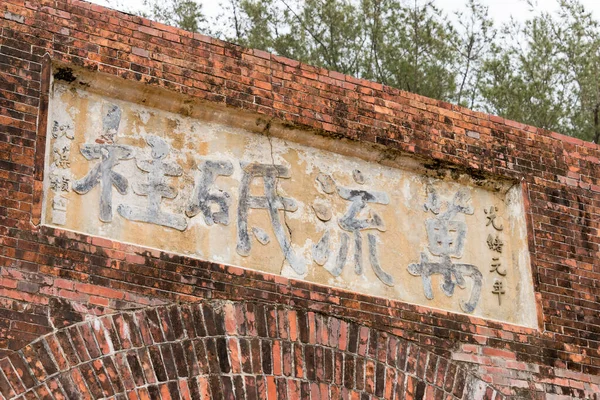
[0, 301, 503, 400]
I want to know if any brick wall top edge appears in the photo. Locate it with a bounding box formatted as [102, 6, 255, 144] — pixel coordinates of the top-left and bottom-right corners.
[78, 1, 599, 152]
[5, 0, 594, 156]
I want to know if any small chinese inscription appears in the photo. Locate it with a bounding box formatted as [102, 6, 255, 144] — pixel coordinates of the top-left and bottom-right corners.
[484, 206, 504, 231]
[490, 257, 506, 276]
[486, 234, 503, 253]
[484, 206, 507, 306]
[492, 280, 505, 305]
[49, 119, 75, 225]
[53, 146, 71, 168]
[52, 121, 74, 140]
[50, 175, 70, 192]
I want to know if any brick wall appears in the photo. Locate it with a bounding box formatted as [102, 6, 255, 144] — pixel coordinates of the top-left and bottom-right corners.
[0, 301, 501, 400]
[1, 0, 600, 398]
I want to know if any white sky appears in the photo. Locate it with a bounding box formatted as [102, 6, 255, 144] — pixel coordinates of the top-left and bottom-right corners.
[89, 0, 600, 26]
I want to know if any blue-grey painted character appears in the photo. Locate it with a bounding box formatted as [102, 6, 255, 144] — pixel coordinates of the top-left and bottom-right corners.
[312, 173, 394, 286]
[72, 144, 134, 222]
[51, 121, 74, 140]
[97, 103, 122, 144]
[236, 162, 306, 275]
[72, 102, 135, 222]
[186, 160, 234, 225]
[118, 135, 187, 231]
[408, 187, 483, 313]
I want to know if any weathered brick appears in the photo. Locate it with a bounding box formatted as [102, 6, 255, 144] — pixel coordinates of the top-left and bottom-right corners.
[0, 0, 598, 397]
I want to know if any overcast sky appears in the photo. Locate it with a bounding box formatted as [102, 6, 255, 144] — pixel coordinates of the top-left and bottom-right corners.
[89, 0, 600, 26]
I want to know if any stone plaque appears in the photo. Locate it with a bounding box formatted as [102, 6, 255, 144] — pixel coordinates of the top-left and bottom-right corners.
[43, 79, 537, 327]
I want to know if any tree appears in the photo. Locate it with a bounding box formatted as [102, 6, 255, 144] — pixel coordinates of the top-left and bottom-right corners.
[480, 0, 600, 142]
[107, 0, 600, 143]
[452, 0, 495, 108]
[360, 0, 458, 100]
[141, 0, 209, 33]
[556, 0, 600, 142]
[479, 14, 569, 133]
[283, 0, 365, 75]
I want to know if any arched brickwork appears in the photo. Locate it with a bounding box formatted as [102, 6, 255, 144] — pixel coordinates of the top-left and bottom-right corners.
[0, 301, 502, 400]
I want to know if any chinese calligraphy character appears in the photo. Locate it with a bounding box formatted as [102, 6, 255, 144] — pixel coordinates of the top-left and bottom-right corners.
[489, 257, 506, 276]
[96, 103, 122, 144]
[492, 280, 505, 305]
[52, 196, 67, 211]
[51, 121, 74, 140]
[51, 195, 68, 225]
[118, 135, 187, 231]
[186, 160, 233, 225]
[72, 144, 134, 222]
[484, 206, 503, 231]
[311, 173, 394, 286]
[53, 145, 71, 168]
[486, 234, 503, 253]
[236, 162, 306, 275]
[50, 175, 70, 192]
[408, 187, 483, 313]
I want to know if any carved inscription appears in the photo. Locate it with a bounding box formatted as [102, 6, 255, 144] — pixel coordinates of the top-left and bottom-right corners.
[49, 118, 75, 225]
[485, 205, 504, 231]
[312, 173, 394, 286]
[73, 144, 134, 222]
[487, 234, 504, 253]
[43, 83, 537, 327]
[117, 136, 187, 231]
[50, 175, 70, 192]
[492, 280, 505, 305]
[186, 160, 234, 226]
[236, 163, 306, 275]
[408, 187, 482, 313]
[484, 205, 507, 305]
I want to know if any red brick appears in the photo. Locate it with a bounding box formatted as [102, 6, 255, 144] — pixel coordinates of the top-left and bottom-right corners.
[482, 347, 517, 360]
[0, 1, 599, 398]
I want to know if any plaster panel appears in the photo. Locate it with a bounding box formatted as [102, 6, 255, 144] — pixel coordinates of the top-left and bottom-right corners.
[42, 78, 537, 327]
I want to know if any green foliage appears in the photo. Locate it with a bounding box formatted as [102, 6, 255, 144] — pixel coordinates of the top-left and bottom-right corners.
[286, 0, 365, 75]
[122, 0, 600, 143]
[141, 0, 209, 33]
[359, 0, 458, 100]
[452, 0, 495, 108]
[480, 15, 569, 132]
[479, 0, 600, 141]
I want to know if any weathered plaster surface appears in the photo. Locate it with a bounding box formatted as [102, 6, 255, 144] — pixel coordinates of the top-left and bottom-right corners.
[43, 77, 536, 327]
